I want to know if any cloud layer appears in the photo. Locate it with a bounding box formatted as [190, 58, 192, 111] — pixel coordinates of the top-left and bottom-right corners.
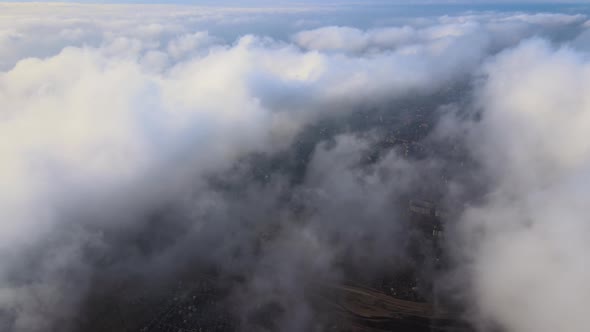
[1, 3, 590, 332]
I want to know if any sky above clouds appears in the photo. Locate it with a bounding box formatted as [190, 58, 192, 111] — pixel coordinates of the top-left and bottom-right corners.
[3, 0, 590, 5]
[2, 2, 590, 332]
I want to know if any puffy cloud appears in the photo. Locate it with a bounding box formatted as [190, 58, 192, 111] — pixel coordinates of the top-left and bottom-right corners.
[1, 3, 590, 332]
[455, 39, 590, 332]
[0, 11, 461, 332]
[293, 13, 586, 54]
[0, 3, 319, 70]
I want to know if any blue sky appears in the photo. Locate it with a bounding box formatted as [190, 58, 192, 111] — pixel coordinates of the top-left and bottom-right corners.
[2, 0, 590, 16]
[1, 0, 590, 3]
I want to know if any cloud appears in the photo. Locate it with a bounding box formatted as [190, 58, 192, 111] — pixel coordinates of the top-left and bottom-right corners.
[453, 38, 590, 332]
[1, 3, 590, 332]
[293, 13, 587, 54]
